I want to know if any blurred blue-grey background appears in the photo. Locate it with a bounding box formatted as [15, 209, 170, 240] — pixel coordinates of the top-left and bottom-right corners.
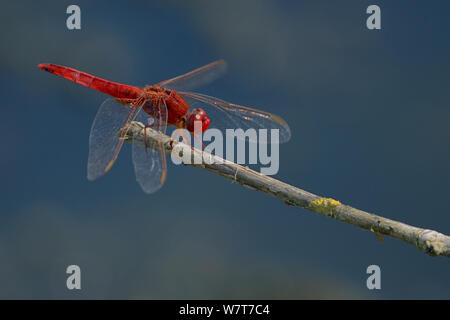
[0, 0, 449, 299]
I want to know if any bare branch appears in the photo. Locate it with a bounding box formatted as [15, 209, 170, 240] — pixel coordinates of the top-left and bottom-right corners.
[124, 121, 450, 258]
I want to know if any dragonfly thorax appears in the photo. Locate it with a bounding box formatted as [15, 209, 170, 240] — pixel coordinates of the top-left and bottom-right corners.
[139, 87, 210, 133]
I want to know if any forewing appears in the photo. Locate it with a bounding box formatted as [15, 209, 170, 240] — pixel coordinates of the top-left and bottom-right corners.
[87, 98, 137, 180]
[132, 99, 168, 194]
[178, 92, 291, 143]
[156, 60, 227, 91]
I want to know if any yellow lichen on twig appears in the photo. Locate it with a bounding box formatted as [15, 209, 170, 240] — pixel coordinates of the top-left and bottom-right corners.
[308, 198, 341, 217]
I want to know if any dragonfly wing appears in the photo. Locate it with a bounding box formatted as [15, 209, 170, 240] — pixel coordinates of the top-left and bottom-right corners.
[87, 98, 137, 180]
[156, 60, 227, 91]
[178, 92, 291, 143]
[132, 99, 168, 194]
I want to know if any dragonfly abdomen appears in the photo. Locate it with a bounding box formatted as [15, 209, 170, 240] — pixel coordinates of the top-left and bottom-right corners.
[38, 63, 142, 99]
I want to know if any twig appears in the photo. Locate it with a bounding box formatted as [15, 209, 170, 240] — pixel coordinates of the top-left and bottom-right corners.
[124, 121, 450, 258]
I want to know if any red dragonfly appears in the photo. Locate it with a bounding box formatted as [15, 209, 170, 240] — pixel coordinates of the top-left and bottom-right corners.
[38, 60, 291, 193]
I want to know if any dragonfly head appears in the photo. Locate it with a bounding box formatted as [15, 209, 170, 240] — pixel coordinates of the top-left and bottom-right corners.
[187, 108, 210, 133]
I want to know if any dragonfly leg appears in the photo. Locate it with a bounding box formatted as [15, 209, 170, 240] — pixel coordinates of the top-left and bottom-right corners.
[192, 133, 206, 150]
[142, 123, 154, 153]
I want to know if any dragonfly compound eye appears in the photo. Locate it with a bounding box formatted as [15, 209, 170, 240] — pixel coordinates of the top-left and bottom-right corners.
[187, 108, 210, 133]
